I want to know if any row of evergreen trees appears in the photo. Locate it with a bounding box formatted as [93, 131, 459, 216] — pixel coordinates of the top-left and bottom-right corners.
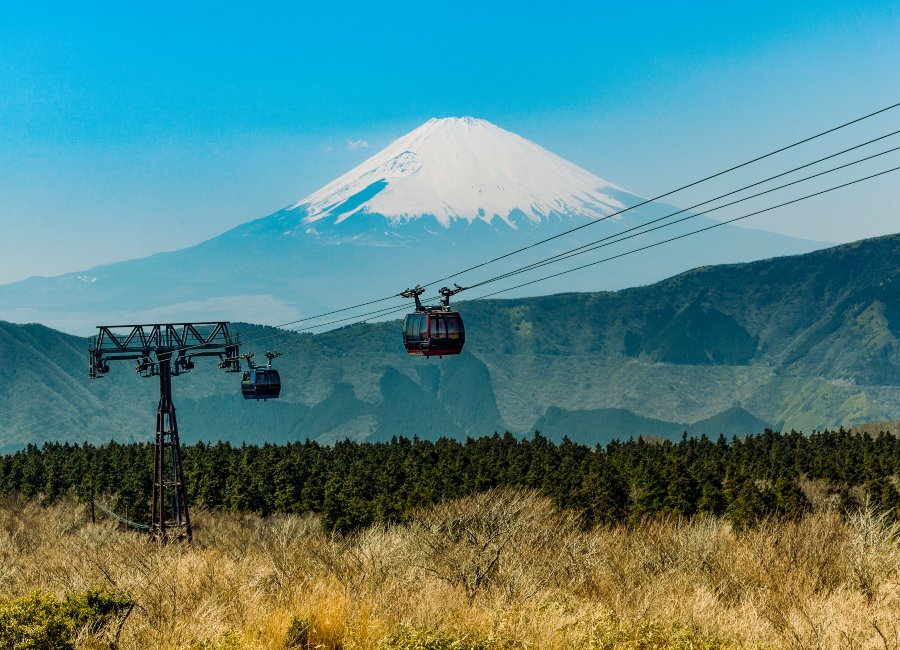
[1, 429, 897, 533]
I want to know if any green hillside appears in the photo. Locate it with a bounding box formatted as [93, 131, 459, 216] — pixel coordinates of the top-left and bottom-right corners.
[0, 234, 897, 451]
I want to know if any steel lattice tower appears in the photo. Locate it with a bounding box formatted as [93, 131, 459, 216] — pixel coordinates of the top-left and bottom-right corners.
[89, 322, 241, 543]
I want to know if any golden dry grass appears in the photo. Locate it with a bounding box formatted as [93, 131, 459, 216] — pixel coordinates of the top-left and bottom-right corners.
[0, 488, 898, 649]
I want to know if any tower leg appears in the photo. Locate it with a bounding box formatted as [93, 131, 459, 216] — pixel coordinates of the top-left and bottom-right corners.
[150, 355, 192, 543]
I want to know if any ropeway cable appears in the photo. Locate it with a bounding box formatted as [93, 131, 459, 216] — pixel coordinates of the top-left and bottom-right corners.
[156, 163, 900, 370]
[231, 134, 900, 351]
[80, 100, 900, 361]
[415, 100, 900, 290]
[5, 107, 899, 442]
[69, 103, 900, 364]
[9, 160, 897, 443]
[235, 133, 900, 353]
[462, 144, 900, 291]
[464, 165, 900, 302]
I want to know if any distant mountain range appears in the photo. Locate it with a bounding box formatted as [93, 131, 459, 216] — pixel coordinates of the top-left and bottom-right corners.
[1, 234, 896, 454]
[0, 117, 824, 334]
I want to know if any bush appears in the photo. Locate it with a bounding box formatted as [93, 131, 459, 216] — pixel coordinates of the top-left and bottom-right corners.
[284, 616, 313, 649]
[0, 590, 134, 650]
[588, 611, 728, 649]
[376, 627, 509, 650]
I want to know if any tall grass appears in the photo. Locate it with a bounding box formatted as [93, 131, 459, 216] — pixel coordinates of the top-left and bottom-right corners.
[0, 489, 897, 649]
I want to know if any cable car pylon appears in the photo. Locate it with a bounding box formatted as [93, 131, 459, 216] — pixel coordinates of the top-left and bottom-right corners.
[88, 322, 241, 543]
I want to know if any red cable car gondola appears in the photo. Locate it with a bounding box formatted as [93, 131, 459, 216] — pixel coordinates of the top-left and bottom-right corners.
[401, 285, 466, 358]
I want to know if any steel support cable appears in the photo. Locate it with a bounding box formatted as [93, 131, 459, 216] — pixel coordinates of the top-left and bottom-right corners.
[5, 107, 900, 442]
[9, 165, 897, 443]
[46, 106, 900, 376]
[463, 144, 900, 291]
[207, 103, 900, 353]
[167, 169, 900, 364]
[463, 165, 900, 302]
[170, 167, 900, 365]
[180, 293, 446, 364]
[415, 100, 900, 290]
[236, 314, 406, 361]
[234, 292, 401, 334]
[235, 300, 413, 346]
[169, 126, 900, 360]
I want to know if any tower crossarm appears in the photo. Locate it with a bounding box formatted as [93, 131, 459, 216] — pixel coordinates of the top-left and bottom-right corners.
[89, 322, 241, 378]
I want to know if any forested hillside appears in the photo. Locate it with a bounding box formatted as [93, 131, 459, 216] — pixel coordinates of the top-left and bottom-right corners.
[0, 234, 897, 452]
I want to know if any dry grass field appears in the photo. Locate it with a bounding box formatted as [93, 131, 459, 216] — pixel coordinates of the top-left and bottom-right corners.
[0, 488, 898, 649]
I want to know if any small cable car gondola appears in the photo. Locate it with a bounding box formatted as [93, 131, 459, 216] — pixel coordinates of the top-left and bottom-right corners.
[401, 285, 466, 358]
[241, 351, 282, 400]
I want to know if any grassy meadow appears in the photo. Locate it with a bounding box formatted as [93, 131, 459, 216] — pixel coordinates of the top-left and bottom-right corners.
[1, 488, 898, 649]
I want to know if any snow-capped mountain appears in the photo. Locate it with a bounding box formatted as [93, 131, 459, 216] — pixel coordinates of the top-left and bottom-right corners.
[295, 117, 626, 228]
[0, 117, 826, 334]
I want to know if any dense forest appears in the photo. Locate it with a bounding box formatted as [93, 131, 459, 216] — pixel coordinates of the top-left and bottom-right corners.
[1, 428, 898, 534]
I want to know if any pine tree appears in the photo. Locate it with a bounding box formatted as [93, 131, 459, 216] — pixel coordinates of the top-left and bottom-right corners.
[725, 478, 774, 530]
[773, 473, 811, 519]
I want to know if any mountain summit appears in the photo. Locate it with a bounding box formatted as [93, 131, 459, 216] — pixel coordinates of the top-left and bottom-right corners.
[293, 117, 625, 228]
[0, 117, 826, 333]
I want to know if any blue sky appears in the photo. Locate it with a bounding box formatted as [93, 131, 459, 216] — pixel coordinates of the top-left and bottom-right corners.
[1, 1, 898, 283]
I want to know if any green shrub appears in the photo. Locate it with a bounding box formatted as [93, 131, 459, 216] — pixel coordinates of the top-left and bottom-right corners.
[376, 627, 510, 650]
[188, 631, 244, 650]
[587, 611, 730, 649]
[284, 616, 313, 649]
[0, 590, 134, 650]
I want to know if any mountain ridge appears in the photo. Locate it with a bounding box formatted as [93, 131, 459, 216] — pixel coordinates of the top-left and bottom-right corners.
[0, 233, 896, 454]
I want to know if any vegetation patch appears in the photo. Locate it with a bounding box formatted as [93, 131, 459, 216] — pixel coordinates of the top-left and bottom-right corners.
[587, 611, 732, 649]
[0, 590, 134, 650]
[376, 627, 511, 650]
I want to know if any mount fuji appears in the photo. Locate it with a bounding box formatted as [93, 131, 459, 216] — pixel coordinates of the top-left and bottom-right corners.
[0, 117, 825, 334]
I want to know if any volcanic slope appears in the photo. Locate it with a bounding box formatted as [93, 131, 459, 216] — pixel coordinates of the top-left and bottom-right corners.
[0, 234, 896, 453]
[0, 117, 823, 334]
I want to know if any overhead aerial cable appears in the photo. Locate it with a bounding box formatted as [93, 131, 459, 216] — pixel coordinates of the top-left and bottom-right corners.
[198, 162, 900, 365]
[463, 143, 900, 291]
[466, 165, 900, 302]
[5, 105, 900, 440]
[9, 163, 900, 442]
[72, 103, 900, 365]
[416, 101, 900, 290]
[234, 130, 900, 355]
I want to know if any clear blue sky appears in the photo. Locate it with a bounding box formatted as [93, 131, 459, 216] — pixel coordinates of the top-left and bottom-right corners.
[1, 1, 898, 283]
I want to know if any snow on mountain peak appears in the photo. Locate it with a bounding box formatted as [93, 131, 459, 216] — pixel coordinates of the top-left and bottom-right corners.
[292, 117, 627, 228]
